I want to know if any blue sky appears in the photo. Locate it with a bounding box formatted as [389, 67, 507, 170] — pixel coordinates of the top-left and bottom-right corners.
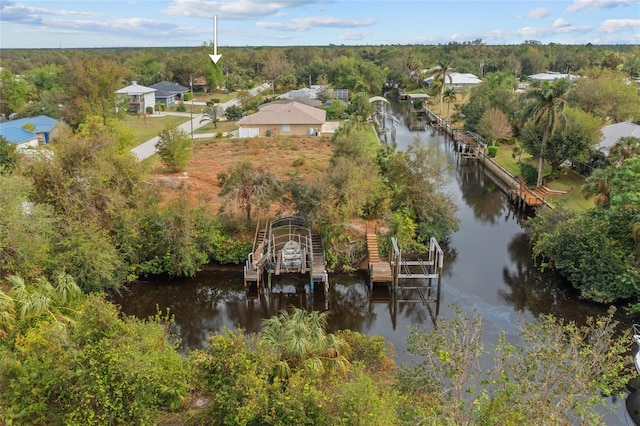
[1, 0, 639, 49]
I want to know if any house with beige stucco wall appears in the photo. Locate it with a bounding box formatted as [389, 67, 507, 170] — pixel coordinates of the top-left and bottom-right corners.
[236, 101, 326, 138]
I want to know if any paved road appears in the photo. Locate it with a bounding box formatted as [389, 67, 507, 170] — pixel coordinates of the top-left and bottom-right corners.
[130, 82, 271, 161]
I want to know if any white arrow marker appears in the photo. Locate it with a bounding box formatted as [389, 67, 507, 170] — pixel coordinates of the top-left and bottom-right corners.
[208, 15, 222, 64]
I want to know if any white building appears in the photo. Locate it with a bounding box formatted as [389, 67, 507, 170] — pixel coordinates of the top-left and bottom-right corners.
[115, 81, 157, 114]
[528, 71, 579, 82]
[424, 72, 482, 91]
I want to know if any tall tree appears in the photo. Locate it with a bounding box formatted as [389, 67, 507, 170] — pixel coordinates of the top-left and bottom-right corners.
[0, 69, 34, 118]
[442, 86, 457, 122]
[521, 78, 572, 187]
[61, 57, 127, 127]
[217, 161, 280, 222]
[477, 107, 513, 146]
[427, 58, 456, 113]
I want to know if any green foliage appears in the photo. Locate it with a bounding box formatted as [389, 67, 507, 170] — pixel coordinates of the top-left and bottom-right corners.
[60, 57, 127, 128]
[261, 308, 350, 381]
[155, 126, 193, 172]
[572, 68, 640, 122]
[200, 105, 224, 129]
[384, 137, 459, 242]
[176, 102, 187, 112]
[0, 68, 35, 118]
[0, 288, 187, 425]
[224, 104, 243, 120]
[336, 329, 395, 373]
[520, 162, 538, 185]
[0, 136, 19, 175]
[54, 217, 126, 292]
[346, 92, 374, 120]
[529, 208, 639, 306]
[0, 174, 56, 279]
[131, 194, 244, 276]
[532, 155, 640, 309]
[188, 330, 273, 425]
[487, 145, 499, 157]
[217, 160, 281, 222]
[519, 106, 601, 172]
[520, 78, 572, 186]
[399, 306, 631, 425]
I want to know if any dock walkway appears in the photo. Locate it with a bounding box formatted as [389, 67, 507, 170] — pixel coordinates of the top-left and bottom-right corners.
[367, 234, 393, 285]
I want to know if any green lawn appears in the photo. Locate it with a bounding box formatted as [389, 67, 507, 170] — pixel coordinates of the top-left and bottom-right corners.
[194, 120, 238, 134]
[122, 114, 187, 145]
[491, 143, 594, 213]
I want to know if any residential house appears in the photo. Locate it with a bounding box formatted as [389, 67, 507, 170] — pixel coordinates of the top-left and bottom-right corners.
[236, 100, 326, 138]
[115, 81, 156, 114]
[150, 81, 190, 107]
[424, 72, 482, 92]
[528, 72, 579, 82]
[598, 121, 640, 156]
[0, 115, 59, 151]
[279, 85, 349, 102]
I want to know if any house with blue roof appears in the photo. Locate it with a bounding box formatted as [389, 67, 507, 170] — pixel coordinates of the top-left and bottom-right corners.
[0, 115, 59, 151]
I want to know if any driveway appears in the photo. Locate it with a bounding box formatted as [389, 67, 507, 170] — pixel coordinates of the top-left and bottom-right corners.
[130, 82, 271, 161]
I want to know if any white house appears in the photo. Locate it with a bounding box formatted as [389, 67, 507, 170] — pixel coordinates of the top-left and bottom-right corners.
[598, 121, 640, 155]
[528, 72, 579, 82]
[116, 81, 157, 114]
[424, 72, 482, 91]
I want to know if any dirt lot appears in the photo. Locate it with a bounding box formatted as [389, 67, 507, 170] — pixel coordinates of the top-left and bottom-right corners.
[153, 135, 334, 215]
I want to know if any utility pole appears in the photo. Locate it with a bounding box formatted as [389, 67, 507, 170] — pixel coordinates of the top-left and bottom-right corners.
[190, 75, 194, 141]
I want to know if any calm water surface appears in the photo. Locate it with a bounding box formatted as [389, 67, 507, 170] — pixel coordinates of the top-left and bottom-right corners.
[114, 99, 633, 424]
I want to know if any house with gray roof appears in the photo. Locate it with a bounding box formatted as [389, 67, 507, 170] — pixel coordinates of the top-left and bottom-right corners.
[150, 81, 190, 107]
[236, 101, 326, 137]
[424, 72, 482, 92]
[528, 72, 579, 82]
[598, 121, 640, 155]
[0, 115, 59, 151]
[116, 81, 156, 114]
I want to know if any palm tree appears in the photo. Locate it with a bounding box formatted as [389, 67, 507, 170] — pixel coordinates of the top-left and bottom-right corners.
[405, 55, 423, 87]
[0, 274, 82, 339]
[521, 78, 572, 187]
[582, 167, 613, 207]
[427, 59, 456, 114]
[442, 87, 457, 122]
[261, 308, 349, 381]
[200, 104, 224, 129]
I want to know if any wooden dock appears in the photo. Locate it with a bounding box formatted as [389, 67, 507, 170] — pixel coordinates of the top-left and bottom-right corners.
[243, 216, 328, 292]
[367, 233, 393, 285]
[424, 106, 556, 210]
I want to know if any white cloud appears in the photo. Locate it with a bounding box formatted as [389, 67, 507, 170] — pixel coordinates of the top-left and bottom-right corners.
[599, 18, 640, 33]
[553, 18, 571, 28]
[1, 1, 103, 24]
[257, 16, 375, 32]
[567, 0, 639, 13]
[162, 0, 319, 19]
[527, 7, 550, 18]
[339, 30, 371, 41]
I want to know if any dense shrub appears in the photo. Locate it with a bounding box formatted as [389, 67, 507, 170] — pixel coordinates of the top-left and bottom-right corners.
[520, 162, 538, 185]
[487, 145, 498, 157]
[155, 127, 192, 172]
[0, 294, 187, 425]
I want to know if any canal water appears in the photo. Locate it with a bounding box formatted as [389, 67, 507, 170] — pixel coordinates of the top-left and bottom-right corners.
[114, 99, 633, 424]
